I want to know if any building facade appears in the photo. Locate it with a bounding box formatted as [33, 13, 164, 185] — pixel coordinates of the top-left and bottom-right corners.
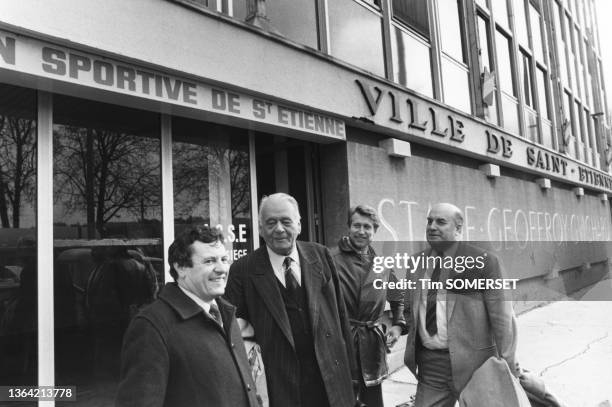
[0, 0, 611, 404]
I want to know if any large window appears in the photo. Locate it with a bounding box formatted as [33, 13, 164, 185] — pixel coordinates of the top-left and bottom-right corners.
[491, 0, 509, 28]
[328, 0, 385, 76]
[519, 51, 537, 141]
[513, 0, 528, 46]
[438, 0, 470, 113]
[53, 95, 163, 406]
[172, 117, 252, 259]
[496, 30, 520, 134]
[392, 0, 429, 38]
[233, 0, 318, 49]
[563, 91, 576, 157]
[0, 84, 38, 389]
[477, 13, 499, 124]
[390, 25, 433, 97]
[176, 0, 233, 15]
[390, 0, 433, 97]
[530, 3, 544, 62]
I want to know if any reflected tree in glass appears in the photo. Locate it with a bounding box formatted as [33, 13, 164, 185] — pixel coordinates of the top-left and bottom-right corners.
[0, 115, 36, 228]
[173, 144, 250, 223]
[0, 85, 37, 390]
[53, 126, 160, 239]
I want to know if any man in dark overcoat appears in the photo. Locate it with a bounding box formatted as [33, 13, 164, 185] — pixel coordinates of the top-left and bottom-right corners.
[116, 226, 259, 407]
[225, 192, 358, 407]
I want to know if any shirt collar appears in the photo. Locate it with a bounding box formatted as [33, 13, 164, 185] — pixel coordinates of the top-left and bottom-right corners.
[266, 244, 300, 271]
[177, 284, 216, 314]
[431, 241, 459, 257]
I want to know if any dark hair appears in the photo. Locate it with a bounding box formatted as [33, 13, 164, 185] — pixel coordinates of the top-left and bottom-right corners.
[348, 205, 379, 231]
[168, 226, 224, 281]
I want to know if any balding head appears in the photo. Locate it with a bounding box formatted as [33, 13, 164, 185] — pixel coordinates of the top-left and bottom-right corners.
[426, 203, 463, 250]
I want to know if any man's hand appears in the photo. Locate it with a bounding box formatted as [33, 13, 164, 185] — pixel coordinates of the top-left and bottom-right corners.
[385, 325, 403, 348]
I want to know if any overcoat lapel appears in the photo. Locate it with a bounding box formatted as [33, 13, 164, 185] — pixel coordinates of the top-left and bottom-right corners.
[297, 242, 325, 332]
[250, 248, 295, 349]
[446, 242, 465, 321]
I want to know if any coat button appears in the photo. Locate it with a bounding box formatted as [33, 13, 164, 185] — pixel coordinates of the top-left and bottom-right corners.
[231, 342, 235, 348]
[325, 333, 331, 338]
[247, 384, 251, 391]
[335, 360, 339, 366]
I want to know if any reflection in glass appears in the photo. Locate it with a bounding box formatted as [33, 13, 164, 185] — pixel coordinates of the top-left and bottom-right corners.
[329, 0, 385, 76]
[53, 95, 162, 406]
[541, 120, 553, 148]
[438, 0, 465, 62]
[391, 26, 433, 97]
[554, 4, 568, 86]
[477, 15, 499, 124]
[513, 0, 528, 46]
[524, 107, 538, 142]
[476, 0, 488, 9]
[491, 0, 509, 27]
[575, 100, 585, 143]
[0, 84, 38, 391]
[519, 52, 534, 108]
[172, 118, 252, 259]
[564, 91, 576, 158]
[441, 57, 471, 113]
[536, 67, 551, 119]
[501, 94, 520, 134]
[530, 4, 544, 62]
[392, 0, 429, 38]
[477, 15, 492, 72]
[495, 30, 515, 95]
[265, 0, 318, 49]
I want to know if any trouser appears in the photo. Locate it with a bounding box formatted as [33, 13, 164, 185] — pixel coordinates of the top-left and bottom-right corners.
[414, 344, 459, 407]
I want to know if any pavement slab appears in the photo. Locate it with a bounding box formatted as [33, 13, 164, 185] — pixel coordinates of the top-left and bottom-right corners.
[382, 279, 612, 407]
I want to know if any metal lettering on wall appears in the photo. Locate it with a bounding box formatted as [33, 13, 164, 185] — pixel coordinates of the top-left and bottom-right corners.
[0, 31, 345, 140]
[356, 79, 612, 194]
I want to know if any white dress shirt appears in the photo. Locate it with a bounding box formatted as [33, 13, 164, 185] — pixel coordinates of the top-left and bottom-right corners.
[178, 285, 220, 324]
[266, 245, 301, 287]
[417, 243, 459, 350]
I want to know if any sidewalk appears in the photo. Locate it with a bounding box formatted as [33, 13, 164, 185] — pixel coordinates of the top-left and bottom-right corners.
[382, 279, 612, 407]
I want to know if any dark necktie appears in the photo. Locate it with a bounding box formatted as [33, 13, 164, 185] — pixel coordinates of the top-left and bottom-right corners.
[209, 302, 223, 328]
[283, 256, 299, 294]
[425, 261, 442, 336]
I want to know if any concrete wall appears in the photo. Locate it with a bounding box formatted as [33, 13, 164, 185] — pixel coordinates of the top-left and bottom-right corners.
[319, 141, 350, 246]
[0, 0, 372, 118]
[344, 140, 612, 289]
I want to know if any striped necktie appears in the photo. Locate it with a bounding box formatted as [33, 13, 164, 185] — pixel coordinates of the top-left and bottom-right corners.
[209, 302, 223, 328]
[283, 256, 299, 293]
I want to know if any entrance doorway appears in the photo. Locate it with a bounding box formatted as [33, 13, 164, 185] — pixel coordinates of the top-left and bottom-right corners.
[254, 134, 323, 244]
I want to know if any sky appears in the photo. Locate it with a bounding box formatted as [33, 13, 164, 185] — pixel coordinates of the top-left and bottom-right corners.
[595, 0, 612, 114]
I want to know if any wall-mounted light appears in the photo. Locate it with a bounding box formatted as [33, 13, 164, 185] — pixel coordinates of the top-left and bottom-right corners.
[573, 187, 584, 197]
[599, 193, 608, 202]
[535, 178, 551, 189]
[379, 138, 411, 158]
[478, 163, 500, 178]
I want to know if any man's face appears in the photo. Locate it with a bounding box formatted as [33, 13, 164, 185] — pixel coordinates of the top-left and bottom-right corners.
[426, 205, 461, 248]
[348, 213, 375, 251]
[259, 198, 301, 255]
[176, 240, 229, 303]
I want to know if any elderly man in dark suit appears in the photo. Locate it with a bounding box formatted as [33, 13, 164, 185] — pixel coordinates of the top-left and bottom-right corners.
[116, 226, 259, 407]
[225, 192, 357, 407]
[403, 203, 518, 407]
